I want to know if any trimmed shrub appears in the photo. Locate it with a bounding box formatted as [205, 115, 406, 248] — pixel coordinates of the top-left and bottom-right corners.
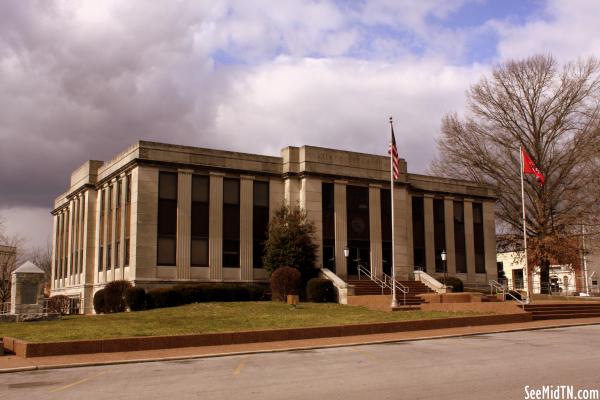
[104, 280, 132, 313]
[173, 285, 205, 304]
[270, 266, 302, 301]
[306, 278, 337, 303]
[438, 276, 464, 293]
[146, 288, 183, 309]
[93, 289, 106, 314]
[125, 286, 147, 311]
[48, 295, 71, 315]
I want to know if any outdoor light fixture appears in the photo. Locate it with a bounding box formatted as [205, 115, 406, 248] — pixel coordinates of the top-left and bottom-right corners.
[441, 250, 447, 287]
[344, 245, 350, 258]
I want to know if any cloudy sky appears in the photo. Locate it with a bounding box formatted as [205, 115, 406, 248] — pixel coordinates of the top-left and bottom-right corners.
[1, 0, 600, 250]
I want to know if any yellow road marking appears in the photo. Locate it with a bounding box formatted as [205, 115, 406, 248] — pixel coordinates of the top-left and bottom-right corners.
[49, 370, 108, 393]
[233, 356, 249, 376]
[351, 347, 377, 361]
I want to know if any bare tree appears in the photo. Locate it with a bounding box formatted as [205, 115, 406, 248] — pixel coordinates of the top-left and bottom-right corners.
[0, 216, 23, 303]
[431, 55, 600, 292]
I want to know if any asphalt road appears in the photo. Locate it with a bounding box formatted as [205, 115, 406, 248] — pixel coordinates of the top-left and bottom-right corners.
[2, 325, 600, 400]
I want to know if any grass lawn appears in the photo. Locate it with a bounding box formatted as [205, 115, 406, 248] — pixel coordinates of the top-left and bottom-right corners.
[0, 302, 487, 342]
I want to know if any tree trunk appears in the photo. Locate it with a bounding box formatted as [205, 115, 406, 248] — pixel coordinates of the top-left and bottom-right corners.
[539, 260, 551, 294]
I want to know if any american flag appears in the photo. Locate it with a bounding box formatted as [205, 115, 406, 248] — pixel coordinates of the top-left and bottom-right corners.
[388, 123, 400, 180]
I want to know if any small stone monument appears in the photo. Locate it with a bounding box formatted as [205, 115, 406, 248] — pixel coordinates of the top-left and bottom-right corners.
[10, 261, 46, 316]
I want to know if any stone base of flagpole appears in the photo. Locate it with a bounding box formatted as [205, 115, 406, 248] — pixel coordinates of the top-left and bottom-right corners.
[391, 297, 398, 308]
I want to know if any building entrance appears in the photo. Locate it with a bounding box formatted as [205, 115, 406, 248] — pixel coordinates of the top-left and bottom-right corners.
[347, 241, 370, 278]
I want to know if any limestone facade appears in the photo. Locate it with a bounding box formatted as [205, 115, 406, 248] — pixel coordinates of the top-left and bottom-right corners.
[50, 141, 497, 313]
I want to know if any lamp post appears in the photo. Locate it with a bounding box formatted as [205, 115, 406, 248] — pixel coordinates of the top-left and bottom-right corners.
[441, 250, 447, 287]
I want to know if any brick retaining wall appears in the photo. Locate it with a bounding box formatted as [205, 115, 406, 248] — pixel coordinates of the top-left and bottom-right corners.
[3, 313, 532, 358]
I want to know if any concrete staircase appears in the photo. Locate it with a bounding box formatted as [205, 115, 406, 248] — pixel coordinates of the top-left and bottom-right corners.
[524, 303, 600, 320]
[347, 279, 434, 306]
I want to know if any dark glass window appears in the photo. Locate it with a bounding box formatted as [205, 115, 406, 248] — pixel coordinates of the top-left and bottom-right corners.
[253, 181, 269, 268]
[454, 201, 466, 273]
[411, 196, 426, 270]
[322, 183, 335, 271]
[381, 189, 392, 276]
[191, 176, 209, 266]
[347, 185, 370, 276]
[434, 199, 446, 273]
[107, 185, 113, 270]
[473, 202, 485, 273]
[223, 178, 240, 268]
[157, 172, 177, 265]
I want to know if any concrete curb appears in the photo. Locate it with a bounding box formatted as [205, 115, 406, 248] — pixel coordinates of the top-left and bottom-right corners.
[1, 320, 599, 374]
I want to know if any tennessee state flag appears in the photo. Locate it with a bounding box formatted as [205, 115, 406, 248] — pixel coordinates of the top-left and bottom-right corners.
[522, 148, 545, 186]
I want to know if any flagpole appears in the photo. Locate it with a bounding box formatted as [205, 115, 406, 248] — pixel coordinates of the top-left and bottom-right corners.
[390, 117, 398, 308]
[520, 146, 531, 303]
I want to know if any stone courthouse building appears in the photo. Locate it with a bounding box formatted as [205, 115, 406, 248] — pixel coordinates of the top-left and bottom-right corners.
[51, 141, 497, 313]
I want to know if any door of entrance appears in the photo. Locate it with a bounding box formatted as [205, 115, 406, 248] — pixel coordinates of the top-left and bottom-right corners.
[347, 242, 370, 278]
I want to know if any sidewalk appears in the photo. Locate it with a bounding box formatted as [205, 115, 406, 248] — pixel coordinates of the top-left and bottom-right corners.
[2, 317, 599, 373]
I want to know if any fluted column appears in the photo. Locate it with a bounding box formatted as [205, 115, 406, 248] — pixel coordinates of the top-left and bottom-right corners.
[393, 186, 410, 280]
[334, 180, 348, 279]
[483, 201, 497, 280]
[369, 184, 382, 278]
[66, 201, 73, 287]
[176, 169, 193, 280]
[119, 174, 127, 280]
[423, 194, 435, 275]
[464, 199, 476, 278]
[444, 196, 456, 275]
[209, 172, 224, 281]
[102, 184, 110, 282]
[240, 176, 254, 281]
[51, 214, 58, 289]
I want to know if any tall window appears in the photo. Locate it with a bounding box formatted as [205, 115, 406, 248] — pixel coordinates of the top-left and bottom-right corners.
[433, 198, 446, 273]
[253, 181, 269, 268]
[453, 201, 466, 273]
[322, 183, 335, 271]
[191, 175, 209, 267]
[157, 172, 177, 265]
[381, 188, 392, 276]
[125, 174, 131, 267]
[65, 210, 70, 278]
[79, 197, 85, 275]
[473, 202, 485, 273]
[411, 196, 426, 270]
[98, 190, 104, 272]
[223, 178, 240, 268]
[346, 185, 370, 276]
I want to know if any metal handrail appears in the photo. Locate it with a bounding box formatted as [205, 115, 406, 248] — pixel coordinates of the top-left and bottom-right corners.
[489, 280, 525, 308]
[356, 263, 408, 305]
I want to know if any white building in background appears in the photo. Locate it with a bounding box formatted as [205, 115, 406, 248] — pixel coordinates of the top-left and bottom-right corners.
[496, 251, 593, 295]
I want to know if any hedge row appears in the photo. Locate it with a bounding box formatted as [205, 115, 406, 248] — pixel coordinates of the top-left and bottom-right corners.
[123, 283, 270, 311]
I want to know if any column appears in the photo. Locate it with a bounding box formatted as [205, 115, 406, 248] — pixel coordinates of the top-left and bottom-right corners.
[102, 184, 110, 282]
[369, 184, 382, 278]
[464, 199, 476, 278]
[240, 176, 254, 281]
[483, 201, 497, 280]
[405, 194, 414, 271]
[50, 214, 58, 289]
[209, 172, 224, 281]
[66, 201, 73, 287]
[444, 196, 456, 275]
[393, 186, 410, 280]
[423, 194, 435, 275]
[334, 180, 348, 279]
[110, 179, 119, 277]
[176, 169, 193, 280]
[119, 174, 128, 280]
[57, 213, 63, 288]
[300, 177, 323, 268]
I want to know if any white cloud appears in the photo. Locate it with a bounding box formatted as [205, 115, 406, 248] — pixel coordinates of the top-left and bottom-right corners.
[495, 0, 600, 62]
